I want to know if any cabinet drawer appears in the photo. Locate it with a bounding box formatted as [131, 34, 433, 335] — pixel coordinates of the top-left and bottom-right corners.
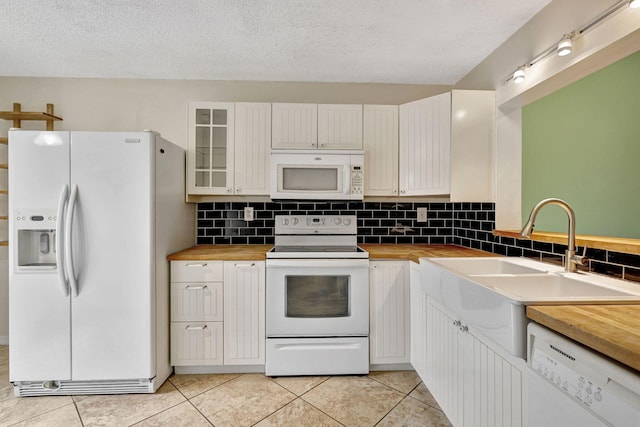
[171, 322, 223, 366]
[171, 282, 223, 322]
[171, 260, 223, 282]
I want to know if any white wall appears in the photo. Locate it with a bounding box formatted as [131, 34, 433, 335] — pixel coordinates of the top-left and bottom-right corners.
[0, 77, 449, 341]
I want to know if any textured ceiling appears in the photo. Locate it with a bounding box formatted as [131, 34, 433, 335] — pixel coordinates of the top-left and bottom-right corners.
[0, 0, 550, 84]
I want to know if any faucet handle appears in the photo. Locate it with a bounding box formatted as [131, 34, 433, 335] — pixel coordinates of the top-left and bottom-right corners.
[572, 245, 589, 268]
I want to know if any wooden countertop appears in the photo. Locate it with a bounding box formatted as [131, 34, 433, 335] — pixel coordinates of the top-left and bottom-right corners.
[495, 229, 640, 255]
[360, 244, 496, 262]
[167, 244, 273, 261]
[168, 244, 495, 262]
[527, 305, 640, 372]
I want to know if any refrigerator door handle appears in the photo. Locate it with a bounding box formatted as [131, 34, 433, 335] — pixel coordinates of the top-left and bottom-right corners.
[56, 184, 70, 297]
[65, 184, 79, 297]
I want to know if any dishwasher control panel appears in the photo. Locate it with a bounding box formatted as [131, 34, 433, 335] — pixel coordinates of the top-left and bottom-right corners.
[531, 346, 605, 410]
[529, 323, 640, 427]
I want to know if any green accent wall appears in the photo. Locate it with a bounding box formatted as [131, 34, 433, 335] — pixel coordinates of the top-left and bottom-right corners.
[522, 50, 640, 238]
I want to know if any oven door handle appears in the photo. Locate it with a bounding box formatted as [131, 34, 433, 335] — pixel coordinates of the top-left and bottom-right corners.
[266, 259, 370, 268]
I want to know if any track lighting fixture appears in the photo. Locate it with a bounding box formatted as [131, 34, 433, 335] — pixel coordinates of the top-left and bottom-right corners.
[513, 67, 526, 84]
[557, 35, 573, 56]
[507, 0, 637, 85]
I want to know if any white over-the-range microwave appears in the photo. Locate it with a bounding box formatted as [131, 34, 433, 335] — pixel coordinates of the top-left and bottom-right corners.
[270, 150, 364, 200]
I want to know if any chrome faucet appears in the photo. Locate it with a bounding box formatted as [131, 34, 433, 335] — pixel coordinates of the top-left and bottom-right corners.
[520, 198, 586, 272]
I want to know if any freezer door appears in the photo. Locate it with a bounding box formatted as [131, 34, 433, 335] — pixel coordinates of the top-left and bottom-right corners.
[8, 130, 72, 381]
[68, 132, 155, 380]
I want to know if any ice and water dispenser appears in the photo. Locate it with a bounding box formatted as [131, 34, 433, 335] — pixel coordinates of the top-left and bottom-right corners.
[15, 211, 57, 269]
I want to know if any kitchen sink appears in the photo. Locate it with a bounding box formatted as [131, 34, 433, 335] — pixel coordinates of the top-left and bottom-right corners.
[420, 256, 640, 359]
[473, 273, 640, 303]
[429, 256, 559, 276]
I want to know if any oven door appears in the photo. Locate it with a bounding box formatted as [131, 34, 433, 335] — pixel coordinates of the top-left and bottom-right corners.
[266, 259, 369, 337]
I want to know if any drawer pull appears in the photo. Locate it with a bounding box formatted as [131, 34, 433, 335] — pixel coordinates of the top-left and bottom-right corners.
[185, 285, 208, 290]
[185, 325, 208, 331]
[234, 263, 255, 268]
[185, 263, 208, 268]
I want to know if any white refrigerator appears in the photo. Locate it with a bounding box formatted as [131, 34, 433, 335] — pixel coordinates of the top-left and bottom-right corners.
[8, 130, 194, 396]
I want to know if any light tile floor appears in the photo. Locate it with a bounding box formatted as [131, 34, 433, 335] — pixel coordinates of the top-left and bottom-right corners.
[0, 346, 452, 426]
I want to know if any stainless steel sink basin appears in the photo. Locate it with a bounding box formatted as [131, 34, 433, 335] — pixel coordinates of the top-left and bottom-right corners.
[420, 256, 640, 359]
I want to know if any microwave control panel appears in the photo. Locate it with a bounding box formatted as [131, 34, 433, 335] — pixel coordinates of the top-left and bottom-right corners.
[350, 165, 364, 195]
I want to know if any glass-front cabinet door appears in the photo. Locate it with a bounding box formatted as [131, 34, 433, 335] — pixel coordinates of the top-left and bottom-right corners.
[187, 102, 235, 194]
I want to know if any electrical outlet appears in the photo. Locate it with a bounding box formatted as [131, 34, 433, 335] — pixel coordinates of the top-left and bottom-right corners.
[417, 207, 428, 222]
[243, 206, 254, 221]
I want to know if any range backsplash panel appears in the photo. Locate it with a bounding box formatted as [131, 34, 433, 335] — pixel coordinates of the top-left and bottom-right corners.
[197, 201, 640, 284]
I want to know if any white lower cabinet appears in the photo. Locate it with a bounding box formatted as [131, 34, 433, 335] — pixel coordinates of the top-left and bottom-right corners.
[409, 261, 428, 380]
[223, 261, 265, 365]
[170, 260, 265, 372]
[171, 322, 223, 366]
[425, 296, 525, 427]
[369, 260, 410, 366]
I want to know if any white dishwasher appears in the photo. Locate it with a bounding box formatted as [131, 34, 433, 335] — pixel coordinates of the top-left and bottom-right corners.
[528, 322, 640, 427]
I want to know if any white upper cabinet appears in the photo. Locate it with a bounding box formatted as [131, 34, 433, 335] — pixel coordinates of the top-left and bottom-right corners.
[234, 103, 271, 195]
[187, 102, 271, 196]
[363, 105, 398, 196]
[271, 103, 318, 149]
[187, 102, 235, 195]
[272, 103, 363, 150]
[317, 104, 363, 150]
[449, 90, 495, 202]
[399, 92, 451, 196]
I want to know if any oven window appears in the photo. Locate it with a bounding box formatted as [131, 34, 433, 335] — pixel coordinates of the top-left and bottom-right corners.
[285, 276, 350, 318]
[282, 167, 338, 191]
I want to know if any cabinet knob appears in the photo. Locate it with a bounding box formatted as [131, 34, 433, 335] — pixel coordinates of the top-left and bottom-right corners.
[236, 188, 240, 192]
[311, 143, 316, 147]
[226, 188, 232, 193]
[371, 264, 377, 269]
[459, 325, 469, 333]
[400, 189, 406, 194]
[453, 320, 461, 327]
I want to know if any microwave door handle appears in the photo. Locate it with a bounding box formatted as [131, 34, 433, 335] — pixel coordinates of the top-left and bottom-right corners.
[55, 184, 69, 297]
[65, 184, 79, 297]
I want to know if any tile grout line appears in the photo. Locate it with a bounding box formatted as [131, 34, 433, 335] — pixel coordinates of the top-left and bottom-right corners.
[404, 381, 448, 413]
[295, 395, 347, 427]
[168, 372, 241, 401]
[72, 400, 86, 427]
[261, 375, 346, 426]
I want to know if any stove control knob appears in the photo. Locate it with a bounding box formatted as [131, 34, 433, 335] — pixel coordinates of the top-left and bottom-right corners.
[343, 219, 351, 226]
[291, 218, 299, 225]
[334, 218, 342, 225]
[281, 218, 289, 226]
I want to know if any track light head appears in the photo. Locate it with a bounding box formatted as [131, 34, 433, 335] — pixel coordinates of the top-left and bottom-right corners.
[513, 67, 526, 84]
[557, 35, 573, 57]
[630, 0, 640, 9]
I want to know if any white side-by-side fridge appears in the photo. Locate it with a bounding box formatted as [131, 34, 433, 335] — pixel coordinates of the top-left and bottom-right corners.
[8, 130, 194, 396]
